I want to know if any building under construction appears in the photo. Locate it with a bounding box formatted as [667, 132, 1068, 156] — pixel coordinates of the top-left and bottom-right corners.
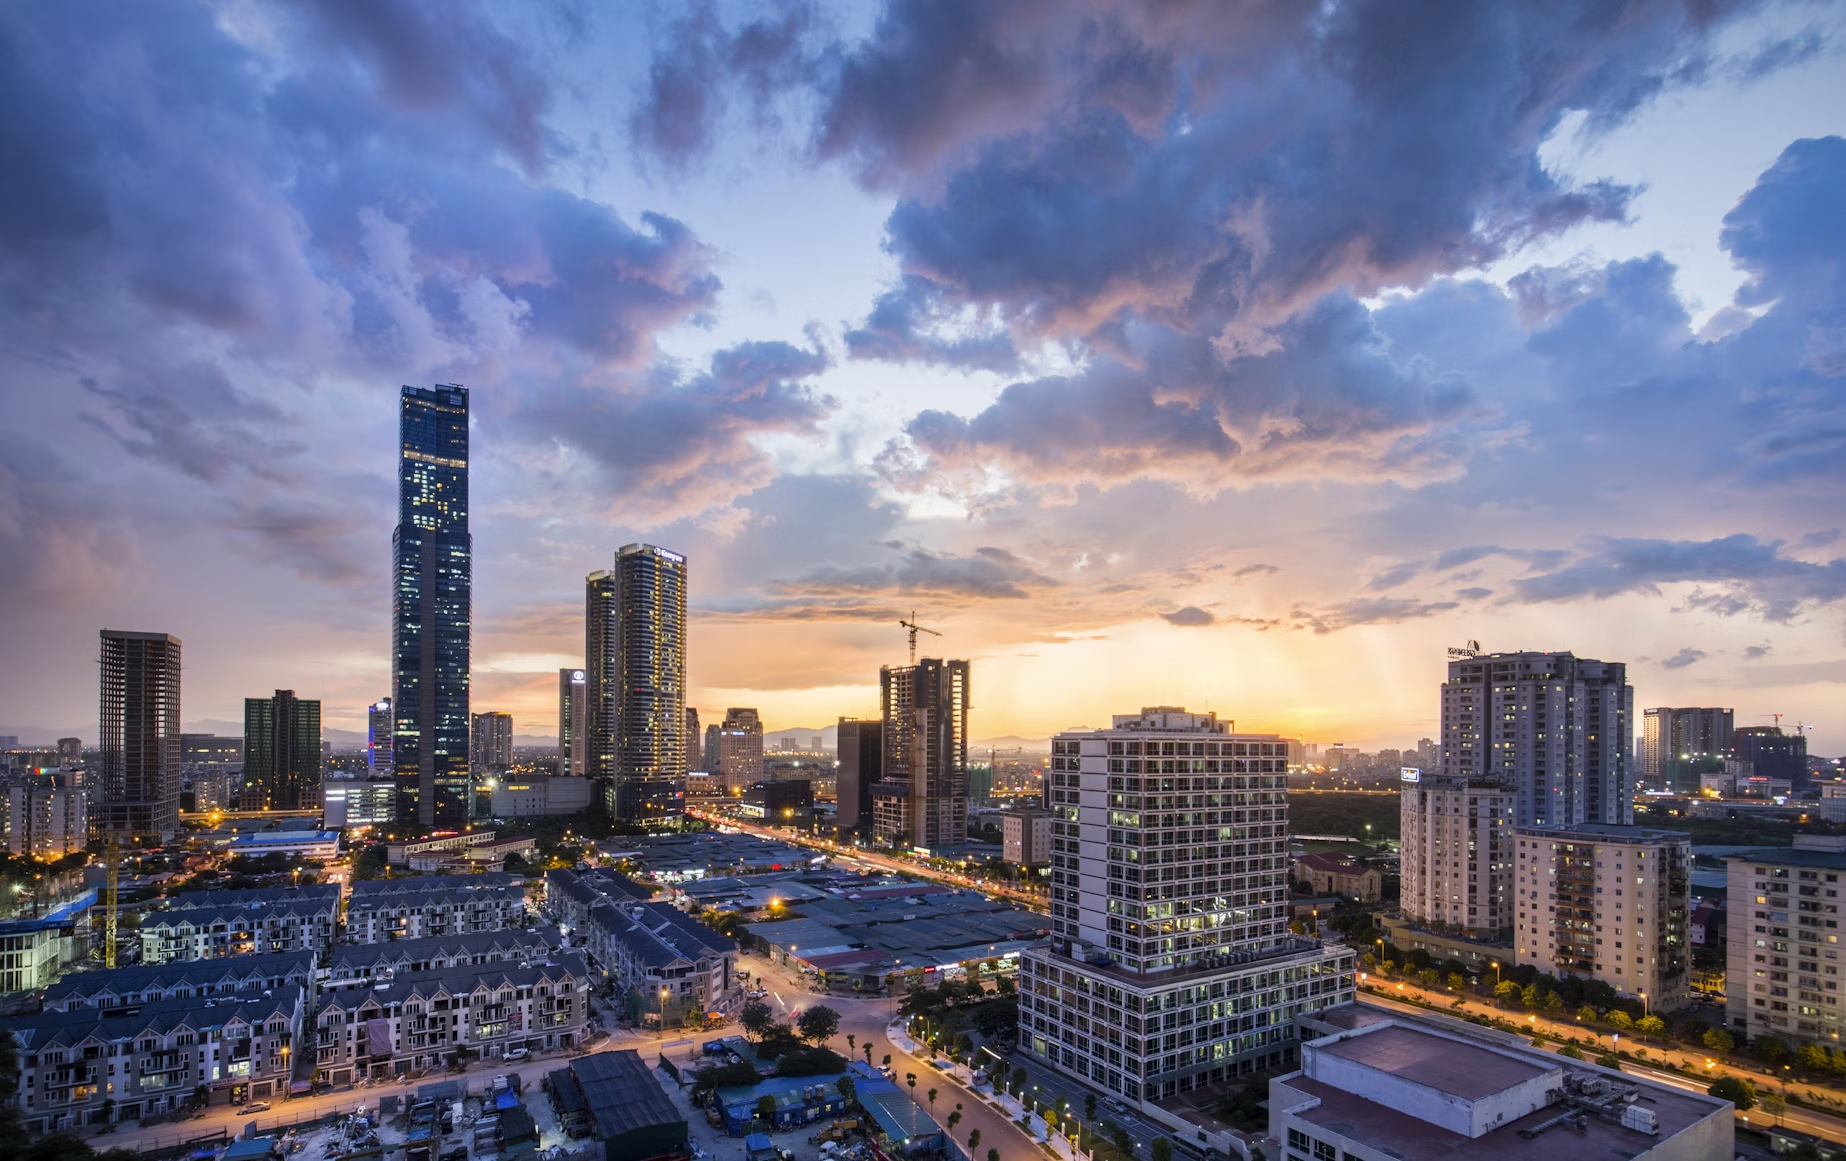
[871, 658, 970, 850]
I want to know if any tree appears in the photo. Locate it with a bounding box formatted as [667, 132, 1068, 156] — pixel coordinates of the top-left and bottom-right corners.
[1576, 1005, 1599, 1023]
[1756, 1035, 1790, 1063]
[928, 1088, 939, 1112]
[989, 1150, 1001, 1161]
[741, 998, 775, 1041]
[883, 1055, 893, 1068]
[1558, 1045, 1585, 1060]
[756, 1094, 778, 1125]
[1010, 1067, 1027, 1096]
[969, 1130, 981, 1153]
[1493, 980, 1518, 1003]
[1379, 960, 1396, 977]
[1446, 973, 1466, 993]
[1360, 953, 1377, 971]
[797, 1005, 841, 1045]
[1085, 1093, 1098, 1123]
[1798, 1042, 1830, 1072]
[847, 1033, 856, 1056]
[1151, 1139, 1172, 1161]
[1636, 1015, 1665, 1041]
[1707, 1075, 1756, 1112]
[1418, 968, 1439, 988]
[907, 1072, 917, 1095]
[1595, 1053, 1623, 1071]
[1520, 983, 1541, 1010]
[1702, 1028, 1735, 1055]
[1543, 991, 1564, 1014]
[947, 1111, 961, 1133]
[838, 1076, 857, 1103]
[1605, 1009, 1632, 1032]
[864, 1043, 874, 1066]
[1762, 1091, 1788, 1126]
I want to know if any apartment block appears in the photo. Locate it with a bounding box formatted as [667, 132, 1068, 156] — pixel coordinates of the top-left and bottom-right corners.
[322, 778, 397, 828]
[3, 985, 306, 1130]
[1641, 707, 1734, 790]
[1724, 835, 1846, 1046]
[1399, 776, 1513, 933]
[1, 776, 88, 856]
[323, 929, 560, 985]
[546, 869, 736, 1028]
[344, 874, 527, 944]
[1019, 707, 1353, 1106]
[1514, 824, 1691, 1010]
[872, 659, 970, 849]
[140, 885, 340, 965]
[42, 952, 314, 1011]
[311, 953, 589, 1083]
[1004, 810, 1052, 868]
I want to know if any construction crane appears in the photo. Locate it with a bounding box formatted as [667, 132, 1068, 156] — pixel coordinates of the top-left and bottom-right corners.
[898, 612, 941, 666]
[104, 835, 120, 969]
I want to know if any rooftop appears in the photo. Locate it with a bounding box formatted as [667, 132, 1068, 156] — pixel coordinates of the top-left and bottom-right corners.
[1317, 1023, 1548, 1100]
[1724, 846, 1846, 870]
[45, 951, 313, 1009]
[1513, 823, 1690, 844]
[569, 1049, 682, 1139]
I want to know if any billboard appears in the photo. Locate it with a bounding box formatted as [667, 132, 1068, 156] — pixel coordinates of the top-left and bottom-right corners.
[1400, 767, 1422, 782]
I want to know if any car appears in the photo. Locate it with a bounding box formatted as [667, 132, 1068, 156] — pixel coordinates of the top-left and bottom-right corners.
[240, 1101, 272, 1114]
[438, 1147, 469, 1161]
[503, 1048, 530, 1061]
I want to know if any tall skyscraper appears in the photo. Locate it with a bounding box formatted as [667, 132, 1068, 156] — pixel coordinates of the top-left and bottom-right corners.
[872, 658, 970, 848]
[97, 629, 182, 841]
[367, 698, 393, 775]
[1440, 650, 1634, 827]
[243, 690, 322, 811]
[587, 544, 687, 819]
[1020, 707, 1353, 1106]
[471, 711, 513, 771]
[716, 708, 764, 793]
[685, 707, 702, 772]
[558, 669, 588, 778]
[835, 717, 883, 834]
[392, 384, 471, 828]
[1642, 707, 1735, 790]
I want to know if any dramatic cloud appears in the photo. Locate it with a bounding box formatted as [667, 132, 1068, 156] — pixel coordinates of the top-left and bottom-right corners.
[1512, 535, 1846, 622]
[843, 275, 1019, 372]
[773, 543, 1057, 601]
[1661, 647, 1707, 669]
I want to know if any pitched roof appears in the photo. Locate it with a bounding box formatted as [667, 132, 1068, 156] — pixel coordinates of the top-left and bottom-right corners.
[3, 985, 306, 1053]
[44, 952, 313, 1010]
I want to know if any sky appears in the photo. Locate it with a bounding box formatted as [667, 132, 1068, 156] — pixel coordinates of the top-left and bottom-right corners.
[3, 0, 1845, 754]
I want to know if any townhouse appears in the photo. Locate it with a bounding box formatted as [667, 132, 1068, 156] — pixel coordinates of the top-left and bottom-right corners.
[345, 874, 528, 944]
[546, 869, 736, 1027]
[322, 929, 560, 985]
[44, 952, 314, 1012]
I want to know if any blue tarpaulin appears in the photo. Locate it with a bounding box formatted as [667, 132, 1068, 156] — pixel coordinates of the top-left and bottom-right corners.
[495, 1089, 519, 1111]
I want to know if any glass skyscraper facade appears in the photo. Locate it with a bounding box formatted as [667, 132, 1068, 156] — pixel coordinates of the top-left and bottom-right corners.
[243, 689, 322, 810]
[392, 385, 471, 828]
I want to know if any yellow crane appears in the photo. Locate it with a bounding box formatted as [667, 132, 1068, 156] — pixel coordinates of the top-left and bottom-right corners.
[897, 612, 940, 666]
[104, 835, 121, 968]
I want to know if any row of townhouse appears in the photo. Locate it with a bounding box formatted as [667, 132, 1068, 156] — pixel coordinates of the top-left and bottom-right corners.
[138, 885, 341, 965]
[45, 952, 315, 1011]
[311, 952, 590, 1083]
[321, 929, 561, 985]
[546, 870, 736, 1027]
[3, 985, 306, 1131]
[344, 874, 528, 944]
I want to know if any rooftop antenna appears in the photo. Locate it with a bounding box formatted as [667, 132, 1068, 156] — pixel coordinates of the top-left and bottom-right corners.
[898, 611, 941, 666]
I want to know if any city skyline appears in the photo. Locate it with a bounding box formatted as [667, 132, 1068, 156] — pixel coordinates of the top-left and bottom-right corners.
[3, 5, 1844, 753]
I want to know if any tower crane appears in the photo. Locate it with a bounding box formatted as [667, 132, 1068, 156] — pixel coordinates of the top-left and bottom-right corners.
[104, 835, 120, 968]
[898, 612, 941, 666]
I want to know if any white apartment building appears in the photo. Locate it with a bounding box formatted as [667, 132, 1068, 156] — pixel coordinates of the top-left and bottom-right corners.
[1399, 775, 1513, 932]
[1514, 824, 1691, 1010]
[1, 778, 88, 856]
[1020, 708, 1353, 1106]
[1724, 835, 1846, 1046]
[1441, 650, 1634, 827]
[1003, 810, 1052, 868]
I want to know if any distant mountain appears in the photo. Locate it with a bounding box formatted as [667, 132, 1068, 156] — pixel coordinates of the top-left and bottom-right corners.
[974, 735, 1052, 752]
[762, 723, 838, 751]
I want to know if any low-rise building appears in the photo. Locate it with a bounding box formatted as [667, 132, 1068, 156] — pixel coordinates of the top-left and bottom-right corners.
[1514, 824, 1691, 1011]
[1291, 854, 1381, 903]
[740, 779, 813, 823]
[547, 870, 734, 1027]
[1270, 1013, 1731, 1160]
[224, 829, 342, 861]
[323, 929, 560, 987]
[3, 985, 307, 1130]
[385, 829, 501, 865]
[322, 779, 396, 828]
[140, 885, 340, 965]
[44, 951, 314, 1011]
[489, 775, 595, 818]
[311, 952, 590, 1083]
[1724, 834, 1846, 1047]
[345, 874, 527, 944]
[1002, 810, 1051, 868]
[549, 1050, 687, 1159]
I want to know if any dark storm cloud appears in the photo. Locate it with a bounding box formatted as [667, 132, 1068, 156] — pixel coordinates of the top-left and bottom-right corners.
[774, 543, 1057, 601]
[1512, 535, 1846, 621]
[0, 442, 136, 607]
[1160, 606, 1214, 627]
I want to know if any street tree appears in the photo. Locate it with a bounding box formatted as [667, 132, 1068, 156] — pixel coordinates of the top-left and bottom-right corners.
[1707, 1075, 1756, 1111]
[1576, 1005, 1599, 1023]
[1606, 1009, 1632, 1032]
[798, 1005, 841, 1045]
[1703, 1029, 1735, 1055]
[1151, 1139, 1172, 1161]
[1762, 1092, 1787, 1126]
[741, 998, 775, 1041]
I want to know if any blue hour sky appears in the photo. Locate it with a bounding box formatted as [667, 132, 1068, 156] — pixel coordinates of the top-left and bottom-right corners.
[3, 0, 1845, 752]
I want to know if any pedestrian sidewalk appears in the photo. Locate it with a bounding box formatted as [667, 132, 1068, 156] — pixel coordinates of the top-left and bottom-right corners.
[888, 1021, 1080, 1156]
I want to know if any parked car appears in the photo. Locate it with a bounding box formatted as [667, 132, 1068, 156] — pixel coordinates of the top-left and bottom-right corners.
[504, 1048, 530, 1061]
[438, 1146, 468, 1161]
[240, 1102, 272, 1114]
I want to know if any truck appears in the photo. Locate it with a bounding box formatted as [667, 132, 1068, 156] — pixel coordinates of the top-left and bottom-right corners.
[807, 1119, 860, 1144]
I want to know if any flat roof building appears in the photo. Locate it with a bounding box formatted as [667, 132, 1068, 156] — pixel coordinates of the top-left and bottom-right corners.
[1724, 834, 1846, 1047]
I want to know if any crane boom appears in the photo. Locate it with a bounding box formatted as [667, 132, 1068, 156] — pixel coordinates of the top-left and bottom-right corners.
[897, 611, 942, 666]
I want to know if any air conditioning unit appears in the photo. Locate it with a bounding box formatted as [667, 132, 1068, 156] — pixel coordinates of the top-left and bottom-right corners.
[1620, 1105, 1658, 1135]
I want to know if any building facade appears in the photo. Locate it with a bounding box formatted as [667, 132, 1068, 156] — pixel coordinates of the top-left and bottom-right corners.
[1019, 707, 1353, 1106]
[1514, 824, 1691, 1010]
[1724, 835, 1846, 1047]
[1291, 854, 1381, 903]
[873, 659, 970, 849]
[392, 383, 472, 829]
[367, 697, 393, 775]
[1641, 707, 1734, 790]
[490, 775, 595, 817]
[322, 778, 396, 828]
[836, 718, 883, 834]
[559, 669, 589, 778]
[471, 711, 513, 772]
[610, 543, 688, 819]
[43, 952, 314, 1011]
[715, 708, 765, 793]
[1440, 650, 1634, 827]
[686, 707, 702, 771]
[312, 954, 588, 1082]
[1732, 726, 1810, 789]
[243, 689, 322, 811]
[1002, 810, 1051, 868]
[1399, 776, 1513, 933]
[97, 629, 182, 841]
[140, 886, 340, 965]
[1, 777, 88, 856]
[323, 929, 558, 985]
[345, 875, 527, 944]
[545, 870, 735, 1029]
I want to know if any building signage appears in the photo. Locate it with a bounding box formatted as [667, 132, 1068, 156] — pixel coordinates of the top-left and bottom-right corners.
[1400, 767, 1422, 782]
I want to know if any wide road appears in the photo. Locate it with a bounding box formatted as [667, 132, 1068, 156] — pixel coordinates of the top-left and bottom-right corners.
[1361, 989, 1846, 1144]
[684, 808, 1048, 912]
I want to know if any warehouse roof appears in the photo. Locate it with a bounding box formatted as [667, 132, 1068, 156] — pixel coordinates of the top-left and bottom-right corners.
[570, 1049, 682, 1139]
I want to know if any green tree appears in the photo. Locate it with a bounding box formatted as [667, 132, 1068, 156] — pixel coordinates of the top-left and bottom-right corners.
[1798, 1042, 1830, 1072]
[1151, 1138, 1172, 1161]
[1576, 1005, 1599, 1023]
[1520, 983, 1541, 1010]
[1762, 1091, 1787, 1126]
[928, 1088, 939, 1113]
[837, 1076, 857, 1103]
[1595, 1053, 1623, 1071]
[1085, 1093, 1098, 1123]
[883, 1054, 893, 1068]
[988, 1150, 1001, 1161]
[1606, 1009, 1632, 1032]
[1636, 1015, 1665, 1041]
[1707, 1075, 1756, 1111]
[756, 1094, 778, 1125]
[1010, 1067, 1027, 1096]
[1446, 973, 1466, 993]
[1756, 1035, 1789, 1063]
[907, 1072, 917, 1096]
[947, 1111, 961, 1133]
[969, 1130, 981, 1153]
[847, 1033, 856, 1057]
[1379, 959, 1396, 977]
[1360, 953, 1377, 971]
[1557, 1045, 1585, 1060]
[1418, 968, 1439, 988]
[1543, 991, 1564, 1014]
[864, 1043, 874, 1066]
[797, 1005, 841, 1045]
[1702, 1028, 1735, 1055]
[740, 997, 775, 1040]
[1493, 980, 1518, 1003]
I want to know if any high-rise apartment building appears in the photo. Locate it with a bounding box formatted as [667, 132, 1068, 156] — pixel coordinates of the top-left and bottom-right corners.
[471, 711, 513, 770]
[1642, 707, 1734, 790]
[1440, 650, 1634, 826]
[1399, 775, 1513, 933]
[243, 689, 323, 811]
[97, 629, 182, 841]
[1002, 809, 1051, 867]
[367, 697, 393, 775]
[56, 738, 82, 764]
[1724, 835, 1846, 1047]
[1732, 726, 1809, 789]
[1019, 707, 1353, 1106]
[835, 717, 883, 833]
[2, 778, 88, 856]
[1514, 823, 1690, 1009]
[685, 707, 702, 772]
[872, 659, 970, 849]
[392, 384, 471, 828]
[558, 669, 588, 778]
[586, 544, 687, 820]
[715, 708, 764, 792]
